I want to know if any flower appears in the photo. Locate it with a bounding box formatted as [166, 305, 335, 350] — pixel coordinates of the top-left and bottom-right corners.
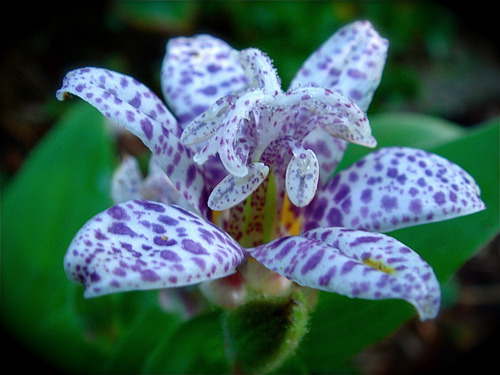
[57, 21, 485, 321]
[179, 22, 383, 210]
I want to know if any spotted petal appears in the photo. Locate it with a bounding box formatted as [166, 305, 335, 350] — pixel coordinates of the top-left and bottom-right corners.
[64, 200, 247, 298]
[248, 227, 440, 320]
[161, 34, 248, 125]
[237, 48, 282, 94]
[111, 155, 144, 204]
[290, 20, 389, 112]
[208, 162, 270, 211]
[276, 87, 376, 148]
[56, 67, 209, 217]
[190, 90, 273, 177]
[303, 147, 486, 233]
[302, 128, 348, 187]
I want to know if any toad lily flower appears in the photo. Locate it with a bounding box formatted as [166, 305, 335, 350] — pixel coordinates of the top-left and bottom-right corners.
[57, 21, 485, 321]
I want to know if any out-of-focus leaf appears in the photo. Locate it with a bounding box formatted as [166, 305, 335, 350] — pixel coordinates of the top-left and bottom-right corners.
[286, 119, 499, 373]
[112, 1, 198, 33]
[103, 296, 182, 374]
[143, 310, 229, 374]
[337, 111, 467, 171]
[1, 102, 115, 372]
[370, 111, 466, 148]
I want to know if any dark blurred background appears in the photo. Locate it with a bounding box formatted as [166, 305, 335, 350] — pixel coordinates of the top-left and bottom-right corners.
[1, 2, 498, 373]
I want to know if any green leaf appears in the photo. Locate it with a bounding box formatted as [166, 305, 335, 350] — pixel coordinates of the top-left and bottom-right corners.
[337, 111, 467, 171]
[369, 111, 466, 148]
[143, 310, 229, 374]
[103, 294, 183, 374]
[292, 118, 499, 373]
[1, 102, 115, 372]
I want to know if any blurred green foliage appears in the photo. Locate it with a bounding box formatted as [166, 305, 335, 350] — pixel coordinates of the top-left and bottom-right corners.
[2, 1, 499, 374]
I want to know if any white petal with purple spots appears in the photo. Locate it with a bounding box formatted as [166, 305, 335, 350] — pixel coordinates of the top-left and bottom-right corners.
[161, 34, 248, 126]
[208, 162, 270, 211]
[301, 128, 348, 187]
[303, 147, 486, 232]
[111, 155, 144, 204]
[248, 227, 441, 320]
[56, 67, 209, 217]
[64, 200, 247, 297]
[290, 20, 389, 112]
[237, 48, 281, 94]
[275, 87, 376, 147]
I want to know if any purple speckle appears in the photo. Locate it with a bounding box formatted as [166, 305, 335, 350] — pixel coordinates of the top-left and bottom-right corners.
[333, 184, 351, 203]
[198, 85, 217, 96]
[341, 260, 358, 275]
[94, 228, 109, 240]
[158, 215, 179, 226]
[108, 222, 137, 237]
[135, 200, 166, 212]
[347, 68, 366, 79]
[361, 188, 372, 204]
[107, 205, 130, 220]
[326, 207, 344, 227]
[409, 199, 423, 214]
[140, 119, 154, 141]
[160, 250, 182, 262]
[152, 224, 165, 234]
[349, 236, 382, 247]
[140, 269, 161, 282]
[182, 239, 209, 255]
[186, 164, 197, 188]
[433, 191, 446, 206]
[191, 257, 206, 270]
[348, 88, 363, 101]
[381, 195, 398, 212]
[301, 249, 325, 275]
[207, 64, 221, 73]
[113, 267, 127, 277]
[318, 266, 336, 286]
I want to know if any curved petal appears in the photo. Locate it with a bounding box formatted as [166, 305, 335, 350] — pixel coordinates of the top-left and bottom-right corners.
[56, 67, 209, 217]
[248, 227, 440, 320]
[180, 95, 236, 146]
[237, 48, 282, 94]
[161, 34, 248, 125]
[274, 87, 376, 148]
[208, 162, 270, 211]
[191, 90, 272, 177]
[290, 20, 389, 112]
[142, 155, 191, 208]
[56, 67, 179, 136]
[303, 147, 486, 233]
[111, 155, 144, 204]
[64, 200, 247, 297]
